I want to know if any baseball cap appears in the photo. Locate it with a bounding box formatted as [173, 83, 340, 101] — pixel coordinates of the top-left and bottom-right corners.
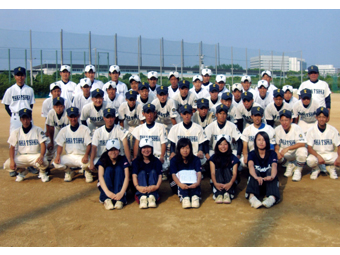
[138, 82, 150, 90]
[300, 88, 312, 99]
[60, 65, 71, 72]
[180, 104, 193, 114]
[106, 138, 120, 151]
[279, 109, 292, 119]
[66, 107, 79, 117]
[257, 80, 269, 89]
[221, 92, 233, 101]
[179, 80, 190, 89]
[316, 106, 329, 117]
[106, 81, 117, 89]
[79, 78, 92, 88]
[168, 71, 179, 79]
[19, 108, 32, 118]
[216, 134, 231, 144]
[197, 98, 209, 109]
[143, 103, 156, 113]
[103, 108, 116, 118]
[85, 65, 96, 73]
[209, 84, 219, 92]
[139, 137, 154, 148]
[147, 71, 158, 79]
[109, 65, 120, 73]
[273, 89, 284, 98]
[91, 88, 104, 98]
[241, 75, 251, 83]
[192, 75, 203, 82]
[216, 104, 228, 114]
[251, 106, 264, 116]
[156, 85, 168, 95]
[241, 91, 253, 101]
[201, 68, 212, 76]
[308, 65, 319, 74]
[282, 85, 294, 93]
[50, 82, 61, 91]
[129, 75, 141, 83]
[53, 97, 65, 106]
[216, 74, 226, 83]
[126, 90, 138, 100]
[14, 67, 26, 76]
[261, 70, 272, 77]
[232, 83, 243, 92]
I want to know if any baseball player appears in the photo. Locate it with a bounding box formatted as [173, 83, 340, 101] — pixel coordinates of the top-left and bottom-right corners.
[256, 70, 277, 96]
[129, 75, 141, 92]
[190, 75, 210, 99]
[57, 65, 77, 102]
[254, 80, 273, 109]
[292, 88, 319, 134]
[207, 84, 222, 115]
[298, 65, 331, 114]
[192, 98, 215, 129]
[90, 108, 131, 173]
[201, 68, 213, 90]
[103, 65, 128, 97]
[282, 85, 298, 108]
[172, 80, 198, 116]
[216, 74, 229, 96]
[53, 107, 92, 182]
[274, 109, 307, 181]
[74, 65, 104, 95]
[2, 67, 35, 133]
[3, 108, 49, 182]
[137, 82, 156, 107]
[240, 75, 257, 97]
[103, 81, 125, 115]
[231, 83, 243, 107]
[167, 71, 180, 99]
[221, 92, 237, 123]
[72, 78, 93, 112]
[265, 89, 292, 128]
[306, 107, 340, 180]
[147, 71, 160, 96]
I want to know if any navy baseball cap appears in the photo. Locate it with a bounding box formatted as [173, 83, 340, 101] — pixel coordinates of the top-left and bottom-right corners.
[300, 88, 312, 99]
[103, 108, 116, 118]
[216, 104, 229, 114]
[273, 89, 284, 98]
[180, 104, 193, 114]
[251, 106, 264, 116]
[308, 65, 319, 74]
[316, 106, 329, 117]
[126, 90, 138, 100]
[241, 91, 253, 101]
[197, 98, 209, 109]
[279, 109, 292, 119]
[19, 108, 32, 118]
[66, 107, 79, 117]
[91, 88, 104, 98]
[222, 92, 233, 101]
[138, 82, 150, 91]
[143, 103, 156, 113]
[210, 84, 219, 92]
[53, 97, 65, 106]
[156, 85, 168, 95]
[14, 67, 26, 76]
[179, 80, 190, 89]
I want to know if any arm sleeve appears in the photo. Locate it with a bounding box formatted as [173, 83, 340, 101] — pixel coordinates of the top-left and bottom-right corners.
[5, 105, 11, 117]
[237, 139, 243, 156]
[325, 95, 331, 109]
[236, 119, 243, 133]
[170, 141, 176, 154]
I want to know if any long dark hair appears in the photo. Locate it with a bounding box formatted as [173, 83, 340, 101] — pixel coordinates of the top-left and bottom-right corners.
[136, 145, 155, 162]
[175, 138, 194, 163]
[213, 137, 233, 168]
[254, 131, 271, 162]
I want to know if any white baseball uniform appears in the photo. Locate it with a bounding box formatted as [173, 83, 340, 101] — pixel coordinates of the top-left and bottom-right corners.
[104, 93, 125, 115]
[80, 101, 109, 134]
[227, 104, 238, 124]
[298, 80, 331, 108]
[189, 87, 210, 100]
[41, 97, 71, 118]
[256, 84, 277, 97]
[265, 102, 292, 128]
[149, 84, 161, 97]
[151, 97, 178, 132]
[192, 111, 215, 130]
[292, 98, 319, 133]
[208, 96, 221, 115]
[74, 79, 104, 95]
[118, 101, 144, 133]
[168, 87, 180, 99]
[235, 102, 262, 130]
[254, 92, 273, 109]
[57, 80, 77, 102]
[72, 93, 92, 112]
[172, 91, 198, 112]
[285, 97, 299, 108]
[137, 93, 156, 107]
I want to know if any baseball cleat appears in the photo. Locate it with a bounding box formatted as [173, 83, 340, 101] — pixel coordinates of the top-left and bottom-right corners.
[64, 171, 75, 182]
[310, 168, 320, 180]
[292, 169, 302, 182]
[40, 172, 50, 182]
[284, 163, 295, 177]
[326, 165, 338, 179]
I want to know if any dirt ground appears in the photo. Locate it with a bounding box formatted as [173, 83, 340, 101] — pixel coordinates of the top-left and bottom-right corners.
[0, 95, 340, 247]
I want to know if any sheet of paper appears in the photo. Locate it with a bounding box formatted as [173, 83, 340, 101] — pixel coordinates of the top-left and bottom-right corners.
[176, 170, 197, 184]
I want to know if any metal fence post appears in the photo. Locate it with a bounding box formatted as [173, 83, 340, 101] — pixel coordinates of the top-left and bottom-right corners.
[8, 49, 10, 83]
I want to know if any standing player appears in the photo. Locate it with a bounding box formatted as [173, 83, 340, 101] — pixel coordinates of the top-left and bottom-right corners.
[103, 81, 125, 114]
[207, 84, 222, 115]
[3, 108, 49, 182]
[190, 75, 210, 99]
[256, 70, 277, 96]
[220, 92, 237, 123]
[265, 89, 292, 128]
[147, 71, 160, 96]
[103, 65, 128, 97]
[231, 83, 243, 107]
[72, 78, 93, 112]
[254, 80, 273, 109]
[201, 68, 213, 90]
[167, 71, 180, 99]
[282, 85, 298, 108]
[216, 74, 229, 96]
[74, 65, 104, 95]
[192, 98, 215, 129]
[172, 80, 197, 115]
[240, 75, 257, 96]
[306, 107, 340, 180]
[57, 65, 77, 102]
[137, 82, 156, 107]
[129, 75, 141, 92]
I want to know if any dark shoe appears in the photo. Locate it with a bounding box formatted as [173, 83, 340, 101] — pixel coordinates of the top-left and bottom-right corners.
[27, 166, 39, 174]
[9, 171, 17, 177]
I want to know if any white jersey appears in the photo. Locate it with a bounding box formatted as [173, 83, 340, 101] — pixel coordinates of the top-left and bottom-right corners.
[298, 80, 331, 108]
[72, 93, 92, 112]
[41, 97, 71, 118]
[232, 98, 242, 108]
[7, 125, 47, 155]
[172, 91, 198, 111]
[202, 82, 213, 91]
[256, 84, 278, 97]
[241, 123, 276, 152]
[192, 111, 215, 130]
[208, 96, 222, 115]
[80, 101, 109, 128]
[55, 124, 92, 155]
[132, 122, 168, 156]
[189, 87, 210, 100]
[137, 93, 156, 107]
[74, 79, 104, 95]
[265, 102, 292, 127]
[168, 86, 180, 99]
[57, 80, 77, 102]
[45, 109, 69, 139]
[104, 94, 125, 115]
[285, 97, 299, 108]
[306, 123, 340, 153]
[254, 92, 273, 109]
[292, 99, 319, 123]
[275, 123, 306, 150]
[149, 84, 161, 97]
[92, 124, 129, 157]
[236, 102, 262, 127]
[2, 84, 35, 114]
[242, 88, 258, 99]
[168, 122, 208, 155]
[205, 120, 241, 151]
[118, 101, 144, 130]
[218, 87, 229, 98]
[151, 98, 178, 129]
[227, 104, 238, 124]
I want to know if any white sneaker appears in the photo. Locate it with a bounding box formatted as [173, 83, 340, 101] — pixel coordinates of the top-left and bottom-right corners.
[148, 195, 157, 208]
[310, 168, 320, 180]
[215, 195, 223, 204]
[262, 196, 276, 208]
[223, 192, 231, 204]
[284, 163, 295, 177]
[191, 195, 200, 208]
[64, 171, 75, 182]
[40, 172, 50, 183]
[84, 171, 93, 183]
[249, 196, 262, 209]
[115, 201, 124, 210]
[139, 195, 148, 209]
[292, 169, 302, 182]
[15, 173, 25, 182]
[104, 199, 114, 210]
[182, 197, 191, 209]
[326, 165, 338, 179]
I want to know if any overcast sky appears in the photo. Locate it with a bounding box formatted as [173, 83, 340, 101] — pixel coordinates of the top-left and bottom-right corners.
[1, 3, 340, 69]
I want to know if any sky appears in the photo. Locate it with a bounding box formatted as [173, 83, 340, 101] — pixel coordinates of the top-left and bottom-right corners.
[1, 3, 340, 70]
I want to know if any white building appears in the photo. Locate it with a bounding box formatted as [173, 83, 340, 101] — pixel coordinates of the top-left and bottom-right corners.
[289, 57, 307, 72]
[250, 55, 306, 72]
[316, 65, 337, 76]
